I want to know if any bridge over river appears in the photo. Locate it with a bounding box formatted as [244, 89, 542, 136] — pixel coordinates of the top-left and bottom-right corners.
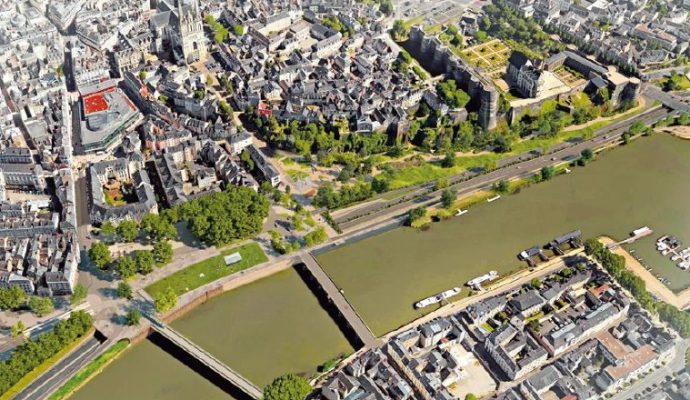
[146, 314, 263, 400]
[296, 253, 381, 349]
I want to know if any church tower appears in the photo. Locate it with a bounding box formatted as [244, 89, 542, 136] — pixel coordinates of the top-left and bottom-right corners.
[176, 0, 207, 63]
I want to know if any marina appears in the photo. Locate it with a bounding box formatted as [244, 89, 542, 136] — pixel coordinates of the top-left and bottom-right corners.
[656, 235, 690, 270]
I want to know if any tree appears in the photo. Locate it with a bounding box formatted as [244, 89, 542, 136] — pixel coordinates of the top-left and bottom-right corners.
[219, 100, 234, 117]
[70, 284, 88, 305]
[141, 214, 178, 242]
[531, 278, 542, 288]
[371, 176, 390, 193]
[580, 148, 594, 161]
[153, 240, 173, 266]
[240, 149, 255, 171]
[115, 255, 137, 280]
[100, 221, 116, 237]
[441, 188, 456, 209]
[436, 80, 470, 108]
[678, 112, 690, 126]
[10, 321, 25, 337]
[117, 281, 133, 300]
[475, 30, 488, 43]
[29, 296, 54, 317]
[378, 0, 394, 15]
[233, 24, 245, 36]
[441, 150, 456, 168]
[154, 287, 177, 313]
[88, 242, 111, 270]
[134, 250, 155, 275]
[263, 374, 312, 400]
[176, 186, 270, 247]
[0, 311, 92, 395]
[540, 165, 555, 181]
[465, 395, 478, 400]
[0, 286, 28, 310]
[494, 179, 509, 194]
[138, 70, 147, 80]
[304, 226, 329, 247]
[117, 220, 139, 242]
[125, 308, 142, 326]
[391, 19, 409, 41]
[408, 207, 426, 225]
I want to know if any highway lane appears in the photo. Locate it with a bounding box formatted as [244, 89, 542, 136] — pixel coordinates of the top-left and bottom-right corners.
[13, 336, 105, 400]
[337, 106, 670, 230]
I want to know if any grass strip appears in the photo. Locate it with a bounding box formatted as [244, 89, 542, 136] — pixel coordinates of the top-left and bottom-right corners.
[48, 339, 129, 400]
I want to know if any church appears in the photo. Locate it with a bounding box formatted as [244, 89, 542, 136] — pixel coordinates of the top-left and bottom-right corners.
[150, 0, 208, 65]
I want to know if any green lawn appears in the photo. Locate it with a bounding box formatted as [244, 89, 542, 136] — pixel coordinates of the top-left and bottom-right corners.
[145, 242, 268, 298]
[0, 329, 95, 400]
[48, 340, 130, 400]
[287, 170, 309, 181]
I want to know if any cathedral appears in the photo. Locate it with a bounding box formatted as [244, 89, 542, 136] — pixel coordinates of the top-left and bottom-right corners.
[150, 0, 208, 64]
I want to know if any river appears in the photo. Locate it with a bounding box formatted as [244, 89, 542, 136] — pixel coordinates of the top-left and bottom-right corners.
[318, 134, 690, 335]
[71, 134, 690, 399]
[71, 268, 352, 400]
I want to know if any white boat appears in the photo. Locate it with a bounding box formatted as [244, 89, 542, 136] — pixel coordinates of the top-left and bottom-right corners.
[631, 226, 652, 237]
[414, 287, 461, 309]
[455, 209, 468, 216]
[467, 271, 499, 288]
[565, 168, 571, 173]
[678, 261, 690, 270]
[487, 194, 501, 203]
[438, 287, 462, 301]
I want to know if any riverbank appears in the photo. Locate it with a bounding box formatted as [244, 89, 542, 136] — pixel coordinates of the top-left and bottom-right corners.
[601, 237, 690, 310]
[663, 125, 690, 139]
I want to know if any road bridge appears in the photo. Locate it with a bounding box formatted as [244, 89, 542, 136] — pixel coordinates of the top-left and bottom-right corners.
[147, 315, 263, 400]
[297, 253, 381, 349]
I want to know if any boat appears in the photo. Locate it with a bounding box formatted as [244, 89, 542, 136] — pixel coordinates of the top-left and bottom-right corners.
[455, 209, 468, 217]
[467, 271, 499, 288]
[565, 168, 571, 173]
[487, 194, 501, 203]
[631, 226, 652, 237]
[414, 287, 462, 309]
[678, 261, 690, 270]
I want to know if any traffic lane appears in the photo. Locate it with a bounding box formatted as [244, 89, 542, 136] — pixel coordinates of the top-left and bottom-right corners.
[14, 337, 102, 400]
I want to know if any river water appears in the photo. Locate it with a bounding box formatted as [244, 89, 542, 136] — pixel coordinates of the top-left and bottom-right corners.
[71, 268, 352, 400]
[318, 134, 690, 335]
[72, 134, 690, 399]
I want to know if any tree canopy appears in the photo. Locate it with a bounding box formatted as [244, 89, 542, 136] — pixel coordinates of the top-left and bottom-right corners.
[0, 311, 92, 395]
[174, 186, 269, 247]
[89, 242, 111, 270]
[263, 374, 312, 400]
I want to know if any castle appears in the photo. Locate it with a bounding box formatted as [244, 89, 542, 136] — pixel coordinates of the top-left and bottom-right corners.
[407, 25, 499, 131]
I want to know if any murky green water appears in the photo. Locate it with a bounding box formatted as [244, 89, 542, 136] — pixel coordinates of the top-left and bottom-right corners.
[318, 134, 690, 335]
[71, 268, 352, 400]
